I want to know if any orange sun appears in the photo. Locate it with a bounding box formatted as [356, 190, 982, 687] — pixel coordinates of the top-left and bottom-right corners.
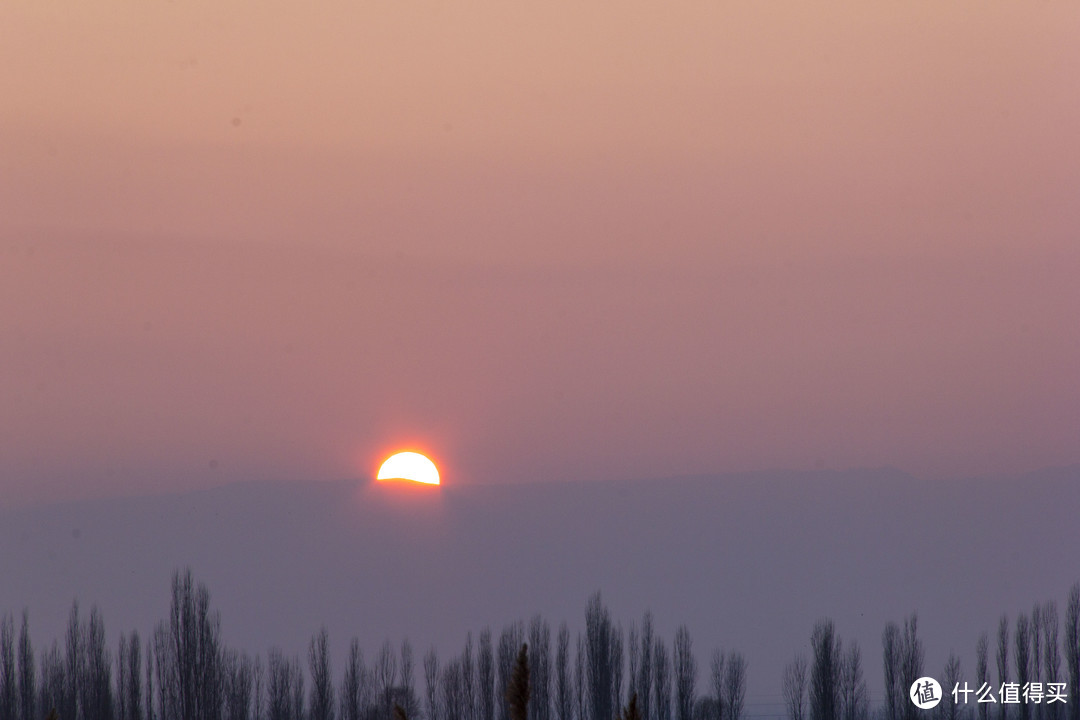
[377, 452, 440, 485]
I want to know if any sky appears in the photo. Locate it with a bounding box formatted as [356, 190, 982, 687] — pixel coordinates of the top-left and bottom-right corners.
[2, 1, 1080, 506]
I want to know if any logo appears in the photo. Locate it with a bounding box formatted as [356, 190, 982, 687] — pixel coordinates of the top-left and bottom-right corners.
[911, 677, 942, 710]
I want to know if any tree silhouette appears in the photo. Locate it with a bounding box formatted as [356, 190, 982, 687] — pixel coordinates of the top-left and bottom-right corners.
[507, 645, 530, 720]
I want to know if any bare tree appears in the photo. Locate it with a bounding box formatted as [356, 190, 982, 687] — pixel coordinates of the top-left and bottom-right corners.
[997, 616, 1010, 720]
[499, 625, 525, 720]
[900, 616, 923, 720]
[65, 602, 83, 720]
[1043, 603, 1061, 720]
[627, 628, 638, 714]
[1, 614, 16, 720]
[610, 626, 623, 720]
[507, 646, 530, 720]
[673, 628, 695, 720]
[462, 635, 476, 720]
[653, 641, 671, 720]
[82, 606, 114, 720]
[479, 631, 495, 720]
[16, 613, 33, 720]
[838, 645, 865, 720]
[266, 650, 303, 720]
[782, 656, 807, 720]
[585, 595, 613, 720]
[1033, 607, 1044, 720]
[145, 637, 155, 720]
[309, 629, 334, 720]
[342, 640, 366, 720]
[554, 626, 572, 720]
[1066, 586, 1079, 720]
[574, 636, 585, 720]
[1016, 614, 1031, 720]
[721, 654, 745, 720]
[882, 624, 901, 720]
[443, 660, 465, 720]
[938, 655, 962, 720]
[253, 656, 263, 720]
[529, 620, 551, 720]
[976, 634, 989, 720]
[39, 642, 64, 720]
[424, 648, 440, 720]
[118, 633, 142, 720]
[638, 615, 653, 720]
[376, 641, 398, 720]
[810, 620, 840, 720]
[402, 640, 421, 720]
[710, 651, 725, 720]
[223, 650, 254, 720]
[155, 570, 223, 720]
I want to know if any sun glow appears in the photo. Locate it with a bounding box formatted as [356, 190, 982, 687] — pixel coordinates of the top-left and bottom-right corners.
[376, 452, 441, 485]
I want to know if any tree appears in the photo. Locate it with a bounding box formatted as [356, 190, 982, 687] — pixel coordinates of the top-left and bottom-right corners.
[1033, 607, 1044, 720]
[721, 654, 745, 720]
[810, 620, 840, 720]
[710, 651, 725, 720]
[976, 634, 989, 720]
[499, 625, 524, 720]
[610, 626, 623, 720]
[309, 629, 334, 720]
[1066, 586, 1079, 720]
[376, 641, 398, 720]
[82, 606, 114, 720]
[479, 631, 495, 720]
[442, 660, 465, 720]
[839, 644, 867, 720]
[939, 655, 962, 720]
[900, 616, 923, 720]
[653, 641, 671, 720]
[16, 613, 33, 720]
[1016, 614, 1032, 720]
[529, 620, 551, 720]
[266, 650, 303, 720]
[638, 615, 653, 720]
[1, 614, 16, 720]
[342, 640, 366, 720]
[673, 628, 695, 720]
[507, 645, 530, 720]
[65, 603, 84, 720]
[1043, 603, 1061, 720]
[402, 640, 421, 720]
[782, 655, 807, 720]
[118, 633, 142, 720]
[585, 595, 613, 720]
[997, 616, 1010, 720]
[573, 636, 585, 720]
[627, 628, 638, 715]
[462, 636, 476, 720]
[223, 650, 254, 720]
[882, 624, 901, 720]
[39, 642, 65, 720]
[424, 648, 440, 720]
[554, 626, 572, 720]
[155, 570, 223, 720]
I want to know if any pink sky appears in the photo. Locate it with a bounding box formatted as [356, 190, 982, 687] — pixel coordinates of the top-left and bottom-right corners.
[1, 1, 1078, 505]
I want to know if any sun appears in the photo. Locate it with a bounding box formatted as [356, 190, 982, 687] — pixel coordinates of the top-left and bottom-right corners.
[376, 451, 440, 485]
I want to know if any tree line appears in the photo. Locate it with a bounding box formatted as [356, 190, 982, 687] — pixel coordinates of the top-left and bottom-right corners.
[0, 571, 748, 720]
[781, 583, 1080, 720]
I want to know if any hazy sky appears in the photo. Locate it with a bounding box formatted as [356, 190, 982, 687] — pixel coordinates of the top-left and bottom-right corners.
[2, 2, 1079, 505]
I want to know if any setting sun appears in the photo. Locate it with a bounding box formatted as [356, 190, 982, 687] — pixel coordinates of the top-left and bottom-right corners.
[376, 452, 440, 485]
